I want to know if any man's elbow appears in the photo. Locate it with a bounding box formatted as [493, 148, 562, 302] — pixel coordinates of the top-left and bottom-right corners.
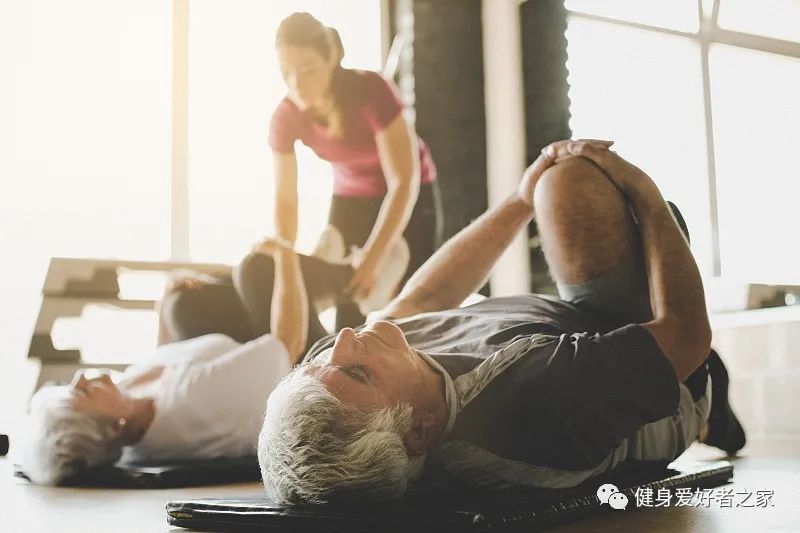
[680, 319, 712, 379]
[695, 318, 713, 365]
[647, 316, 712, 381]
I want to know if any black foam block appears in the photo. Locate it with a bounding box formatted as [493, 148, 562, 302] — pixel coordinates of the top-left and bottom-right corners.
[166, 460, 733, 532]
[14, 456, 260, 489]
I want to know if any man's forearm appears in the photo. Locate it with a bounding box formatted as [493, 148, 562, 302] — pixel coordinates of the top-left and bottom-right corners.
[630, 181, 711, 375]
[390, 195, 534, 314]
[630, 183, 707, 321]
[270, 250, 308, 365]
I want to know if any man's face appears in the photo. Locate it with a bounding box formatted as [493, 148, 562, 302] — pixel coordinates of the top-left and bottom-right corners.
[302, 321, 423, 411]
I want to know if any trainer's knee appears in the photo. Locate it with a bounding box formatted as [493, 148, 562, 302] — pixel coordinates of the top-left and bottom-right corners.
[533, 156, 625, 216]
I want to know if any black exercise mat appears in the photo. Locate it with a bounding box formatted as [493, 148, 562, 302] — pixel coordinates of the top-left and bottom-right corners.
[166, 459, 733, 532]
[14, 456, 260, 488]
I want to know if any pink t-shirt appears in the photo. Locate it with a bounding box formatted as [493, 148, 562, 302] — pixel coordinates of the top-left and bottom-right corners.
[269, 69, 437, 197]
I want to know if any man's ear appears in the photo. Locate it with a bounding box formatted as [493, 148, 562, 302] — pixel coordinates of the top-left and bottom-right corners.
[404, 412, 437, 456]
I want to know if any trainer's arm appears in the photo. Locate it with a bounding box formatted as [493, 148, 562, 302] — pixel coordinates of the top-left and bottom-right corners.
[348, 114, 420, 299]
[568, 144, 711, 380]
[273, 151, 299, 244]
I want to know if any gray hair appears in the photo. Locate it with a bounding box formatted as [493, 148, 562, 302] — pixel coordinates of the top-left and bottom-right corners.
[19, 385, 123, 485]
[258, 371, 425, 504]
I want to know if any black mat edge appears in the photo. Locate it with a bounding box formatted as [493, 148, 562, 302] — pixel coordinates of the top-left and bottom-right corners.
[166, 460, 733, 532]
[13, 456, 261, 489]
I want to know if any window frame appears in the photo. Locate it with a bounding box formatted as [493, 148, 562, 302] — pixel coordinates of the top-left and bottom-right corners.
[566, 0, 800, 277]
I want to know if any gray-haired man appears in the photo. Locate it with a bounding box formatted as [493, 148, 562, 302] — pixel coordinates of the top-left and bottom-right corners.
[257, 140, 745, 504]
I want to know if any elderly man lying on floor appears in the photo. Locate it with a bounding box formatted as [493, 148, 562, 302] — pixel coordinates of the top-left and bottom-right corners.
[258, 140, 745, 503]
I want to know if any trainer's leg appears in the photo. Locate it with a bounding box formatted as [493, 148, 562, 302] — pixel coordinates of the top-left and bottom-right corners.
[328, 195, 380, 329]
[533, 156, 652, 325]
[401, 182, 442, 286]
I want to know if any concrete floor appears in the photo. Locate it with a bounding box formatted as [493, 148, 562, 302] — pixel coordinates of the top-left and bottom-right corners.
[1, 440, 798, 532]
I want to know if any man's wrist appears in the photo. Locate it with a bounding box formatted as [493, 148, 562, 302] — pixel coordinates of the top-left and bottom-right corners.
[509, 193, 536, 217]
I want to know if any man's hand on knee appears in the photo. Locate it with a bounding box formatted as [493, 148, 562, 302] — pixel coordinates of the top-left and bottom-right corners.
[563, 142, 659, 200]
[518, 139, 614, 206]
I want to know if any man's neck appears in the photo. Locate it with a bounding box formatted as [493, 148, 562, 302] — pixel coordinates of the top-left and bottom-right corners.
[418, 356, 450, 445]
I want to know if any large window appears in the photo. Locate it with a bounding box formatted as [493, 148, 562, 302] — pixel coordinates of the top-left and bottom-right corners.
[0, 1, 383, 411]
[0, 0, 174, 428]
[0, 0, 172, 360]
[565, 0, 800, 284]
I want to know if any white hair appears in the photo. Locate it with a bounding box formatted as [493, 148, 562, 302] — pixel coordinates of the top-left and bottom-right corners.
[258, 370, 425, 504]
[19, 386, 123, 485]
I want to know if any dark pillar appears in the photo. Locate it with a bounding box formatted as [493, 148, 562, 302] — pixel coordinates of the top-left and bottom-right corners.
[391, 0, 570, 294]
[394, 0, 488, 242]
[520, 0, 572, 293]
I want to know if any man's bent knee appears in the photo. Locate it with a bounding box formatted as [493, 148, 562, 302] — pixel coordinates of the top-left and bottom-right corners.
[532, 155, 640, 285]
[533, 156, 621, 213]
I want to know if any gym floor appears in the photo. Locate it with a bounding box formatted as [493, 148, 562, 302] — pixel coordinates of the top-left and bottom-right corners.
[1, 440, 798, 532]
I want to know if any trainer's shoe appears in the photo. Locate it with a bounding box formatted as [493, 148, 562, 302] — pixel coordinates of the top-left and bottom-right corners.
[355, 237, 410, 316]
[704, 349, 747, 455]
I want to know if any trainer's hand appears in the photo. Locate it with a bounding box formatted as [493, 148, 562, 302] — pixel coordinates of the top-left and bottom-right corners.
[347, 253, 379, 301]
[565, 141, 655, 198]
[518, 139, 613, 205]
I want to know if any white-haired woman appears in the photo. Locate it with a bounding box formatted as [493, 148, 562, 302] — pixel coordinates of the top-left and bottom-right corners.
[20, 330, 290, 485]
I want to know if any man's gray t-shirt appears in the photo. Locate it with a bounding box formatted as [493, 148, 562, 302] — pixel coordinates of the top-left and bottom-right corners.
[304, 294, 680, 489]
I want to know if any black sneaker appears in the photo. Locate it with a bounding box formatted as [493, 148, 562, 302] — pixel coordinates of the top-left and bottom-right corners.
[704, 349, 747, 455]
